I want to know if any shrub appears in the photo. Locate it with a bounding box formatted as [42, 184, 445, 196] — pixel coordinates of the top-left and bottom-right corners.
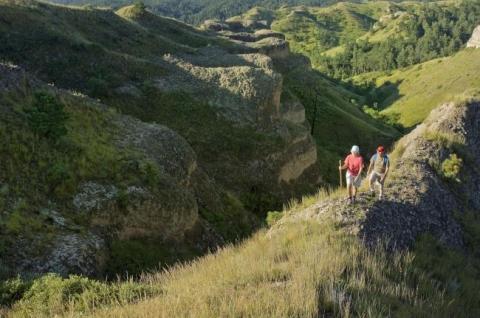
[24, 92, 69, 141]
[266, 211, 283, 226]
[11, 273, 159, 316]
[87, 77, 109, 98]
[0, 276, 31, 307]
[441, 153, 463, 182]
[134, 0, 146, 11]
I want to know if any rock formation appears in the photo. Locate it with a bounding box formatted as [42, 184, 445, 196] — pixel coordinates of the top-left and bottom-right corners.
[467, 25, 480, 48]
[0, 2, 321, 277]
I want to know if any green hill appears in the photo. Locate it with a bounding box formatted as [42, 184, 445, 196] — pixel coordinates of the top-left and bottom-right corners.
[48, 0, 359, 24]
[217, 1, 478, 77]
[352, 48, 480, 127]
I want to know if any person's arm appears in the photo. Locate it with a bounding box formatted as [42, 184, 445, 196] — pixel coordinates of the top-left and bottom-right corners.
[381, 160, 390, 182]
[339, 157, 348, 170]
[355, 162, 364, 182]
[366, 156, 374, 176]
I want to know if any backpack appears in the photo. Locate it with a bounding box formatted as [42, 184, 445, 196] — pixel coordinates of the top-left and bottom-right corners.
[372, 153, 389, 166]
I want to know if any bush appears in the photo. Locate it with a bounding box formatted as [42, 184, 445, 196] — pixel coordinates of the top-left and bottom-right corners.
[266, 211, 283, 226]
[24, 92, 69, 141]
[0, 276, 31, 307]
[441, 153, 463, 182]
[87, 76, 109, 98]
[11, 273, 159, 316]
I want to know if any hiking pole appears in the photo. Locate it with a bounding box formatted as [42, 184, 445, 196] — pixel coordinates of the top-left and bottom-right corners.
[339, 160, 343, 188]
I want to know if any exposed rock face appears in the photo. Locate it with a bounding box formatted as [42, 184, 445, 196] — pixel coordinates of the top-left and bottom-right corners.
[116, 115, 198, 188]
[19, 233, 106, 277]
[286, 101, 480, 250]
[247, 37, 290, 59]
[154, 54, 283, 126]
[281, 100, 306, 124]
[201, 19, 229, 32]
[467, 25, 480, 48]
[278, 137, 317, 183]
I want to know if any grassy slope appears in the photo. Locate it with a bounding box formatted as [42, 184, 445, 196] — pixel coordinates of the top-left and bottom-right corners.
[280, 58, 399, 183]
[271, 2, 381, 63]
[352, 49, 480, 127]
[7, 189, 480, 317]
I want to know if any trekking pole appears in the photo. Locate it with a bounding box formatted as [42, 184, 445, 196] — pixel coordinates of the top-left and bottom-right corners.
[339, 160, 343, 188]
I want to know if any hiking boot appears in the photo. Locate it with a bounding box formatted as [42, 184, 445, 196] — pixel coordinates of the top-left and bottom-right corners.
[347, 197, 353, 205]
[352, 197, 356, 204]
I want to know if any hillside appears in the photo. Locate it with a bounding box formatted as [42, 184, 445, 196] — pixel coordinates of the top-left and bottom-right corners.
[47, 0, 358, 24]
[2, 0, 480, 316]
[351, 48, 480, 127]
[0, 0, 400, 280]
[200, 11, 399, 182]
[238, 1, 480, 77]
[4, 100, 480, 317]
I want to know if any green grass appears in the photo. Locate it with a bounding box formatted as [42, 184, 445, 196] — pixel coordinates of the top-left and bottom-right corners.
[271, 2, 378, 63]
[352, 49, 480, 127]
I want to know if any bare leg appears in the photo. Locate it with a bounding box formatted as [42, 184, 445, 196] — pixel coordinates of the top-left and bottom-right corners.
[369, 174, 375, 192]
[379, 181, 384, 199]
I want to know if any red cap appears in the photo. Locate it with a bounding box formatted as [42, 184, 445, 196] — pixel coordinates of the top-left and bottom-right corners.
[377, 146, 385, 153]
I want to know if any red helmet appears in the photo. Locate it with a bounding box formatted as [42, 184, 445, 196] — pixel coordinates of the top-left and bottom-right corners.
[377, 145, 385, 153]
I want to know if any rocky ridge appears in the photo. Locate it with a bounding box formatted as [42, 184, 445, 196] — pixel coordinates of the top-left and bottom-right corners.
[278, 101, 480, 250]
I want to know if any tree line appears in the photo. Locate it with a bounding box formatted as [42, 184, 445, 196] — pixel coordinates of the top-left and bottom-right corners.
[316, 2, 480, 79]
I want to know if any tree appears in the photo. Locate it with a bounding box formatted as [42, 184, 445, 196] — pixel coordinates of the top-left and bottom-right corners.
[24, 92, 69, 142]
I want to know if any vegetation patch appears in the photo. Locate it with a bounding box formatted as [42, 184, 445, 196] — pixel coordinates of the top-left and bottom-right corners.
[8, 274, 160, 317]
[441, 153, 463, 183]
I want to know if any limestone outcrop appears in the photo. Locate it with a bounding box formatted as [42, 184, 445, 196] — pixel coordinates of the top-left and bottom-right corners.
[467, 25, 480, 48]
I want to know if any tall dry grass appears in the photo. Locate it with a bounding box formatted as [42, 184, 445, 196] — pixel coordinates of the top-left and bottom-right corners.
[57, 218, 448, 318]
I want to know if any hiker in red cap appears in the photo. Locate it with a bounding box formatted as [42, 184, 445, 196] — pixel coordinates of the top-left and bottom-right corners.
[367, 145, 390, 200]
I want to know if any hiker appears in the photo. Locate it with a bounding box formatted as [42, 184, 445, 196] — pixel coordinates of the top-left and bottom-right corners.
[367, 145, 390, 200]
[339, 145, 364, 204]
